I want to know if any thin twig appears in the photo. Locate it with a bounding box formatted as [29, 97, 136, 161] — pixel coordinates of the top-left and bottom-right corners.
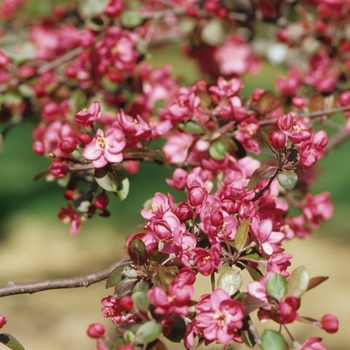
[0, 258, 129, 297]
[259, 105, 350, 126]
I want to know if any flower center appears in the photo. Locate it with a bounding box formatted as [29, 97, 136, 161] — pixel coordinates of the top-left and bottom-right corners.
[96, 134, 107, 150]
[214, 310, 229, 327]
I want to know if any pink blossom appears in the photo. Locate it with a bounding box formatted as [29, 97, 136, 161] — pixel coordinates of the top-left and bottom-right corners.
[140, 192, 175, 220]
[101, 296, 136, 324]
[209, 76, 243, 97]
[300, 337, 326, 350]
[275, 67, 302, 96]
[49, 159, 69, 178]
[163, 132, 195, 163]
[83, 127, 126, 168]
[303, 192, 333, 228]
[195, 288, 244, 345]
[215, 35, 261, 76]
[148, 269, 195, 316]
[74, 101, 101, 126]
[166, 168, 188, 190]
[250, 217, 284, 256]
[279, 295, 300, 324]
[194, 244, 221, 276]
[57, 203, 81, 235]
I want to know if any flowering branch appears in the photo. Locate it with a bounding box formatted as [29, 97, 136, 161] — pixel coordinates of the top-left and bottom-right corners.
[0, 259, 129, 297]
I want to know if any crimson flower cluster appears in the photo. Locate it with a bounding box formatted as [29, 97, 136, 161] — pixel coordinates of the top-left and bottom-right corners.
[1, 0, 348, 349]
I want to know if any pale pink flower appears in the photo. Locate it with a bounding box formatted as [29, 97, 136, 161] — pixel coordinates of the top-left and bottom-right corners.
[195, 288, 244, 345]
[163, 132, 195, 163]
[303, 192, 333, 228]
[299, 337, 326, 350]
[83, 127, 126, 168]
[75, 101, 101, 126]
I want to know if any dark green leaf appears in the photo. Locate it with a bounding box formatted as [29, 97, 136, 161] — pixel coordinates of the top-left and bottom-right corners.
[115, 278, 138, 298]
[148, 251, 170, 267]
[165, 315, 186, 343]
[157, 265, 176, 291]
[234, 219, 250, 251]
[128, 238, 148, 266]
[32, 169, 49, 182]
[209, 141, 227, 160]
[241, 327, 256, 348]
[135, 321, 162, 345]
[277, 171, 298, 191]
[261, 330, 288, 350]
[247, 166, 278, 191]
[286, 266, 309, 298]
[245, 265, 263, 281]
[0, 333, 25, 350]
[266, 274, 287, 301]
[106, 264, 129, 288]
[133, 280, 150, 294]
[132, 291, 150, 313]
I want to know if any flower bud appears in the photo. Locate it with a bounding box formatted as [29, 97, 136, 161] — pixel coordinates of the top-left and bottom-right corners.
[86, 323, 105, 339]
[94, 192, 109, 210]
[277, 113, 293, 131]
[174, 201, 193, 221]
[76, 132, 93, 144]
[268, 131, 286, 149]
[49, 160, 69, 178]
[60, 137, 77, 153]
[320, 314, 339, 334]
[0, 314, 7, 329]
[32, 140, 45, 155]
[119, 295, 134, 312]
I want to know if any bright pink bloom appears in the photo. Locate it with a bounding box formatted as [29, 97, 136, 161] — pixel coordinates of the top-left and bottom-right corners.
[87, 323, 106, 338]
[75, 101, 101, 126]
[215, 35, 260, 76]
[194, 243, 221, 276]
[57, 203, 81, 235]
[166, 168, 188, 190]
[250, 217, 284, 256]
[275, 67, 302, 96]
[104, 0, 123, 17]
[148, 269, 195, 316]
[83, 127, 126, 168]
[141, 192, 175, 220]
[195, 288, 244, 346]
[163, 132, 195, 163]
[300, 337, 326, 350]
[209, 76, 243, 97]
[277, 113, 293, 131]
[101, 296, 136, 324]
[320, 314, 339, 334]
[303, 192, 333, 228]
[279, 296, 300, 324]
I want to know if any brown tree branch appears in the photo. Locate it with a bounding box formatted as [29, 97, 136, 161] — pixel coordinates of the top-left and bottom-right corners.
[0, 258, 129, 298]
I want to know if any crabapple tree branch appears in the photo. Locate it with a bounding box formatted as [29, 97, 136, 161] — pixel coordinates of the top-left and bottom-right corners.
[0, 259, 129, 297]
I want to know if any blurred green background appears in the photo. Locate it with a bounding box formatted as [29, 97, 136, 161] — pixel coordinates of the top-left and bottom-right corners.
[1, 1, 350, 349]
